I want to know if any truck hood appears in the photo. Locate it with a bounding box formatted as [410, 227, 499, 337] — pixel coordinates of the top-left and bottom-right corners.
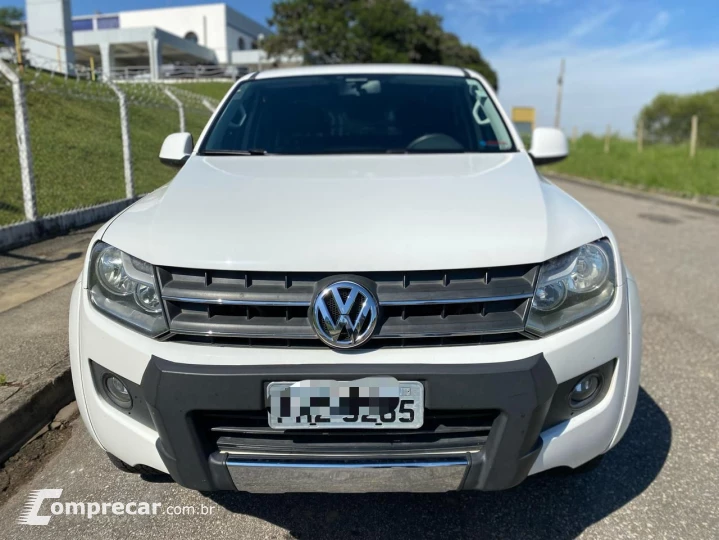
[103, 153, 603, 271]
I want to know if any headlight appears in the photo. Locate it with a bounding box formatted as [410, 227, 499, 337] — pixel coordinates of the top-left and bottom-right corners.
[88, 242, 167, 336]
[526, 239, 616, 336]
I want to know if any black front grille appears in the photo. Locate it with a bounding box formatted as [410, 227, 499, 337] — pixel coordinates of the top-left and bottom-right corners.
[157, 266, 539, 348]
[165, 332, 532, 348]
[197, 410, 499, 455]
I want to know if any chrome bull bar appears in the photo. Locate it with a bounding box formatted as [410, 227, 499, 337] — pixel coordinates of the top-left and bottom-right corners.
[226, 456, 470, 493]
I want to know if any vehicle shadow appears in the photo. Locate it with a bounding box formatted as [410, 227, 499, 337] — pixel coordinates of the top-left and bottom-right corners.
[205, 387, 670, 540]
[0, 251, 82, 273]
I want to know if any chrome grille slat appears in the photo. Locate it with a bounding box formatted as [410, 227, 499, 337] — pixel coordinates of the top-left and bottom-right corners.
[167, 313, 317, 339]
[158, 265, 539, 348]
[379, 293, 532, 306]
[163, 296, 311, 306]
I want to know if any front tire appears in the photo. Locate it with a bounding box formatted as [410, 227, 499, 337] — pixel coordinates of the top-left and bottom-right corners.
[106, 453, 166, 477]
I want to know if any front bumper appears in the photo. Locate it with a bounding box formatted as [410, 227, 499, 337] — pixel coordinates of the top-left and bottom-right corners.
[69, 274, 642, 493]
[141, 354, 554, 492]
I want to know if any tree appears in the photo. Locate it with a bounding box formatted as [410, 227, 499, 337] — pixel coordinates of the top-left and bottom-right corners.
[0, 6, 22, 26]
[640, 90, 719, 147]
[0, 6, 23, 47]
[264, 0, 498, 89]
[440, 32, 497, 90]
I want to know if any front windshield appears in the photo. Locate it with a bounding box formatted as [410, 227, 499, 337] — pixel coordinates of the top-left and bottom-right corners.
[201, 74, 516, 155]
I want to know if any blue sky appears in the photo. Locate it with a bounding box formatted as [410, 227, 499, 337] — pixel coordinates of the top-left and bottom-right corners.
[8, 0, 719, 134]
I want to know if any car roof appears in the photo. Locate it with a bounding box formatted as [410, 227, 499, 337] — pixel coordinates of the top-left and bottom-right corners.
[254, 64, 467, 80]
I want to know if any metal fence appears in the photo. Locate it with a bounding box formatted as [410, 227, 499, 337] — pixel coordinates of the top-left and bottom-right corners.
[107, 64, 250, 81]
[0, 55, 220, 251]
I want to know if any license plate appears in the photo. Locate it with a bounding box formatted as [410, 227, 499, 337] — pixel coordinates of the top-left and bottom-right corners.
[267, 377, 424, 429]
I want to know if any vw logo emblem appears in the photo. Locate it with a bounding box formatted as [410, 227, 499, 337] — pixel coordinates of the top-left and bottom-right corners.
[310, 281, 379, 349]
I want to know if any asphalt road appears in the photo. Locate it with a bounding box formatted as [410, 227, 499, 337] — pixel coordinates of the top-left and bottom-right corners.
[2, 179, 719, 539]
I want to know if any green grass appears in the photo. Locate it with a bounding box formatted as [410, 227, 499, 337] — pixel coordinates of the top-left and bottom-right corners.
[173, 82, 234, 101]
[0, 74, 216, 225]
[0, 373, 6, 386]
[0, 86, 23, 224]
[543, 135, 719, 197]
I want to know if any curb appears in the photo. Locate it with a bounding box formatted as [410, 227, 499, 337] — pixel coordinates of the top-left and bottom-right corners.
[0, 361, 73, 464]
[0, 198, 135, 253]
[545, 172, 719, 217]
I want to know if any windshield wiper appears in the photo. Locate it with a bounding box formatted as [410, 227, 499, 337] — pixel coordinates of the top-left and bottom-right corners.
[386, 148, 466, 154]
[203, 149, 268, 156]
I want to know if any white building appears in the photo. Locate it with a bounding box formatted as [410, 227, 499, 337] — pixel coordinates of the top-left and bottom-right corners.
[24, 1, 299, 80]
[71, 3, 272, 66]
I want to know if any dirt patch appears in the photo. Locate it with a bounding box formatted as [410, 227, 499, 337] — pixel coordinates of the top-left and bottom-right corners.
[0, 403, 78, 507]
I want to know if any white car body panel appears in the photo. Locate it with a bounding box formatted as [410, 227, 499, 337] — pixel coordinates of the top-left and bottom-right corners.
[102, 153, 603, 272]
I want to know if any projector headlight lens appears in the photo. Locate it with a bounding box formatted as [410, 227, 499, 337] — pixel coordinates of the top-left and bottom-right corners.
[88, 242, 167, 336]
[134, 283, 162, 314]
[527, 239, 616, 336]
[533, 280, 567, 312]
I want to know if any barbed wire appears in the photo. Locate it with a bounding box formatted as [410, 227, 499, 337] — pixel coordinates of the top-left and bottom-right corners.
[164, 85, 220, 111]
[3, 51, 218, 114]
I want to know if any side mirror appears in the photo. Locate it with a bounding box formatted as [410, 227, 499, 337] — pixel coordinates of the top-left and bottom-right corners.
[529, 127, 568, 166]
[159, 132, 193, 167]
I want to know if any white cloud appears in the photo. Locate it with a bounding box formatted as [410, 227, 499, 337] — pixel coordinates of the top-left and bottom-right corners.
[568, 6, 620, 38]
[642, 10, 671, 39]
[461, 5, 715, 136]
[446, 0, 562, 15]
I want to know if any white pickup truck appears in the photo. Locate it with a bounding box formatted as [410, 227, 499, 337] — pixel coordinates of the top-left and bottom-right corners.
[69, 64, 641, 493]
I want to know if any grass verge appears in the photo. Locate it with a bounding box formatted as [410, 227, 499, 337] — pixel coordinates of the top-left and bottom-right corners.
[543, 135, 719, 197]
[173, 81, 234, 101]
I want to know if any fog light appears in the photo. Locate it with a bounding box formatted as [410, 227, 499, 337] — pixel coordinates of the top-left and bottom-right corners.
[569, 374, 601, 408]
[104, 375, 132, 409]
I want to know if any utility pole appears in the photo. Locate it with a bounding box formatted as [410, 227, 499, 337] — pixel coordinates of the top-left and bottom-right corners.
[554, 58, 565, 128]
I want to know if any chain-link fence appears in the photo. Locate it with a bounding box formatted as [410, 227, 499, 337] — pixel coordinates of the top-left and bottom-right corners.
[0, 55, 220, 250]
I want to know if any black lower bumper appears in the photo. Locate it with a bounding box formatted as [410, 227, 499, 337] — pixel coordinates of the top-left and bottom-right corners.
[140, 353, 557, 492]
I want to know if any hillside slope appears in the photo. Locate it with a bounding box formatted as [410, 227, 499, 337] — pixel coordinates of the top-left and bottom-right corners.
[0, 75, 215, 225]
